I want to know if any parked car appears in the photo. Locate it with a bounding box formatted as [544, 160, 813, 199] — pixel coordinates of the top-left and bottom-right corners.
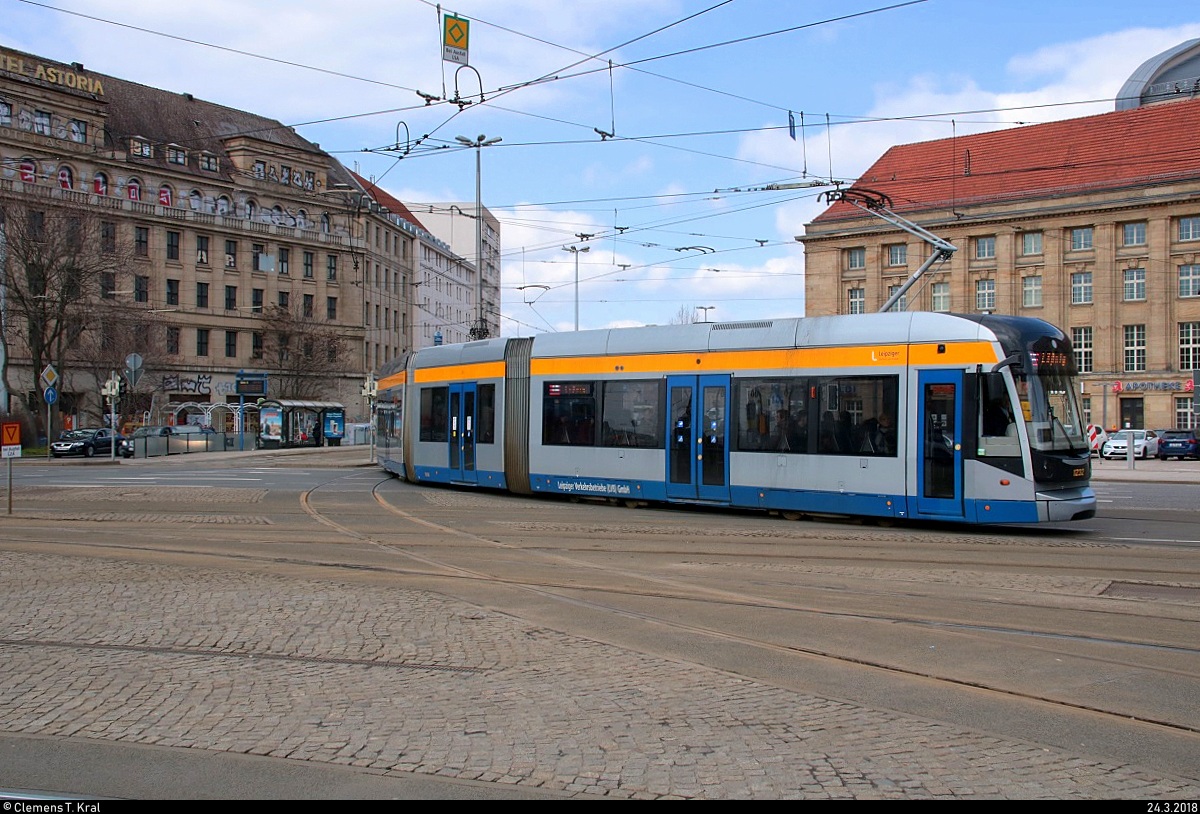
[119, 425, 171, 458]
[1100, 429, 1160, 459]
[1156, 428, 1200, 460]
[51, 427, 123, 458]
[1086, 424, 1108, 456]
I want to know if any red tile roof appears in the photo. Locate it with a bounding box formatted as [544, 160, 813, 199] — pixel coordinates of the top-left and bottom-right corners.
[813, 98, 1200, 223]
[350, 171, 427, 231]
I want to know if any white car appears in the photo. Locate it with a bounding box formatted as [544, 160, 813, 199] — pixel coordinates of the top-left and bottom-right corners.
[1100, 429, 1159, 459]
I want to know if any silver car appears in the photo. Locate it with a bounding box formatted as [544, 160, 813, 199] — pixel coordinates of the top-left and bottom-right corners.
[1100, 429, 1159, 459]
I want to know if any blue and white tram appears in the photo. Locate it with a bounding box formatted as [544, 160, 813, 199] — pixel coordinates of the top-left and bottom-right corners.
[375, 312, 1095, 525]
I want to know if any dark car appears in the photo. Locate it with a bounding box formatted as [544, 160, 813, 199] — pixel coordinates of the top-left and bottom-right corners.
[1157, 428, 1200, 460]
[50, 427, 123, 458]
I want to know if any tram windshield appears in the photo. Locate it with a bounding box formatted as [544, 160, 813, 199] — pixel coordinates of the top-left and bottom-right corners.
[1014, 368, 1088, 455]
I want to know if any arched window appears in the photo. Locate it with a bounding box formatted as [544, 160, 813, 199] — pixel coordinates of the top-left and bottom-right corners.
[272, 205, 284, 225]
[296, 209, 308, 230]
[19, 158, 36, 183]
[93, 172, 109, 196]
[320, 213, 331, 234]
[216, 196, 231, 215]
[245, 200, 258, 220]
[189, 190, 203, 211]
[158, 184, 173, 207]
[57, 166, 74, 190]
[127, 178, 141, 201]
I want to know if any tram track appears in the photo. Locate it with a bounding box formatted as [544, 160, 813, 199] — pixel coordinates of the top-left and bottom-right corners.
[291, 476, 1200, 737]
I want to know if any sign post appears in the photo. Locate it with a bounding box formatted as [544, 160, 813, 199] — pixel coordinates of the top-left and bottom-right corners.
[235, 372, 268, 452]
[101, 372, 121, 460]
[362, 374, 377, 463]
[40, 364, 58, 461]
[2, 421, 20, 515]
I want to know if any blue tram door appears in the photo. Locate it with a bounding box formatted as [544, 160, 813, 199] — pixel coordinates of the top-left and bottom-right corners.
[916, 370, 964, 519]
[448, 383, 477, 484]
[666, 375, 730, 502]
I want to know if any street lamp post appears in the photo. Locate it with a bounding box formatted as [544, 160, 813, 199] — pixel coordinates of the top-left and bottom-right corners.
[696, 306, 716, 323]
[563, 245, 590, 331]
[455, 134, 501, 340]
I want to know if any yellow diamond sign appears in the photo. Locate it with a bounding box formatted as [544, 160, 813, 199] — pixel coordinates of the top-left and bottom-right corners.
[443, 14, 469, 65]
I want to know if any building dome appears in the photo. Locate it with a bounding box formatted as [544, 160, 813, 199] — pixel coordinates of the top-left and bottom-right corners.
[1116, 38, 1200, 110]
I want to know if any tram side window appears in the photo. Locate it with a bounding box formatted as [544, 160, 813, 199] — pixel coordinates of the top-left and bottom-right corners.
[816, 375, 898, 457]
[419, 386, 449, 442]
[736, 378, 809, 453]
[477, 384, 496, 444]
[601, 380, 663, 448]
[543, 382, 596, 446]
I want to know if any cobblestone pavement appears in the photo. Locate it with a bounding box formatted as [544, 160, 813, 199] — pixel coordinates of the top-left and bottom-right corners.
[1, 551, 1197, 799]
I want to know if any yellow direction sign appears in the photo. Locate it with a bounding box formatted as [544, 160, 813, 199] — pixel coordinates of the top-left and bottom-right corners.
[443, 14, 469, 65]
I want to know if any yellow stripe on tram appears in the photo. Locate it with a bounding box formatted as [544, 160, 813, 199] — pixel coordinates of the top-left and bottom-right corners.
[413, 361, 506, 384]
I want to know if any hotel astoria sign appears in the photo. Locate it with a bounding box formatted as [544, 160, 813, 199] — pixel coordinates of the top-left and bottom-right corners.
[1, 51, 105, 96]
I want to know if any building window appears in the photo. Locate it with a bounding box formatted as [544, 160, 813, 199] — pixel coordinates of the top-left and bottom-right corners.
[1179, 216, 1200, 242]
[1070, 227, 1093, 251]
[1020, 231, 1043, 255]
[69, 119, 87, 144]
[303, 252, 314, 279]
[252, 288, 264, 313]
[100, 272, 115, 299]
[1179, 265, 1200, 298]
[166, 230, 180, 261]
[252, 332, 264, 359]
[1180, 322, 1200, 371]
[225, 240, 237, 268]
[196, 235, 209, 265]
[196, 282, 209, 309]
[974, 236, 995, 259]
[1176, 398, 1197, 430]
[100, 221, 116, 253]
[199, 152, 218, 172]
[1123, 222, 1147, 246]
[225, 331, 238, 358]
[135, 227, 149, 257]
[0, 101, 10, 126]
[847, 247, 865, 270]
[975, 279, 995, 310]
[279, 291, 289, 309]
[166, 327, 180, 355]
[225, 285, 238, 311]
[1123, 267, 1146, 301]
[134, 276, 149, 304]
[252, 244, 265, 272]
[1072, 327, 1093, 374]
[196, 328, 210, 357]
[129, 137, 152, 158]
[886, 285, 906, 312]
[931, 281, 950, 312]
[93, 172, 109, 196]
[1070, 271, 1093, 304]
[303, 294, 314, 318]
[327, 297, 337, 320]
[127, 179, 141, 201]
[167, 145, 186, 165]
[278, 248, 290, 275]
[327, 255, 338, 281]
[34, 110, 51, 135]
[847, 288, 865, 314]
[1124, 324, 1146, 372]
[253, 161, 266, 180]
[158, 185, 173, 207]
[166, 279, 180, 306]
[887, 244, 907, 266]
[1022, 275, 1042, 307]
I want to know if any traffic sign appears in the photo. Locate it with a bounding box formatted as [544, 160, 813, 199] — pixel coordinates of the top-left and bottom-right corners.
[40, 364, 58, 389]
[44, 385, 58, 405]
[125, 353, 144, 387]
[1, 422, 19, 457]
[442, 14, 469, 65]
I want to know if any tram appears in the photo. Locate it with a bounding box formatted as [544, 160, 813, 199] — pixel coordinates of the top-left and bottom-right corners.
[375, 312, 1095, 525]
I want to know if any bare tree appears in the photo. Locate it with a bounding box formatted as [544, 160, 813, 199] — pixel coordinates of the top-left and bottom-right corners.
[0, 201, 134, 433]
[259, 305, 348, 400]
[668, 304, 698, 325]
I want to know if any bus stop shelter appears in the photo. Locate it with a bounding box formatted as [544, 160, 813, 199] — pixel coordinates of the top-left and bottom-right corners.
[256, 400, 345, 449]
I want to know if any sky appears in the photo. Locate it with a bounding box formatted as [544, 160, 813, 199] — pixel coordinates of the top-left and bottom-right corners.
[5, 0, 1200, 337]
